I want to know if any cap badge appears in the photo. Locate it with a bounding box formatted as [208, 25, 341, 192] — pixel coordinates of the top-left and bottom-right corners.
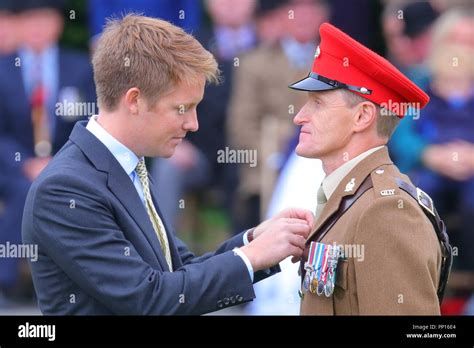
[344, 178, 356, 192]
[314, 45, 321, 59]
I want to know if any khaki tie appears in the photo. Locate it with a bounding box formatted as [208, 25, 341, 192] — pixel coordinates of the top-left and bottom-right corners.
[314, 184, 327, 221]
[135, 159, 173, 271]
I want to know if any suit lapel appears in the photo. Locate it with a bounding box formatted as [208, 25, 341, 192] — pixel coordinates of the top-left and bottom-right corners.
[147, 174, 182, 268]
[70, 122, 170, 271]
[107, 160, 171, 271]
[151, 194, 182, 269]
[307, 147, 393, 242]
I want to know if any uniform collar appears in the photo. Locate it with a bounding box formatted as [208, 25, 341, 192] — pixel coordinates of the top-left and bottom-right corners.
[322, 145, 385, 200]
[307, 146, 393, 242]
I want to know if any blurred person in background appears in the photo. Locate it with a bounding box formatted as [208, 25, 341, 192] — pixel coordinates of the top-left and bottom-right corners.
[388, 5, 474, 313]
[381, 0, 417, 70]
[0, 0, 20, 56]
[430, 3, 474, 49]
[390, 7, 474, 233]
[255, 0, 288, 45]
[151, 0, 258, 229]
[414, 42, 474, 272]
[227, 0, 329, 233]
[384, 1, 441, 175]
[400, 1, 439, 89]
[0, 0, 95, 307]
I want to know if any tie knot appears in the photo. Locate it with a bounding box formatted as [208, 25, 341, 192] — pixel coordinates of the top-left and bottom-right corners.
[135, 158, 148, 180]
[317, 184, 327, 204]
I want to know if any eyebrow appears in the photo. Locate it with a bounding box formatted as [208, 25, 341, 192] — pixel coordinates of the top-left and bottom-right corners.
[308, 92, 323, 101]
[177, 101, 199, 108]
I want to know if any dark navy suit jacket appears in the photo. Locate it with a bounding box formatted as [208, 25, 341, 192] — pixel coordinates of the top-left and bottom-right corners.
[22, 121, 278, 315]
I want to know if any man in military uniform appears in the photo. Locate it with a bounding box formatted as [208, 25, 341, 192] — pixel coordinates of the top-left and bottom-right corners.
[289, 23, 452, 315]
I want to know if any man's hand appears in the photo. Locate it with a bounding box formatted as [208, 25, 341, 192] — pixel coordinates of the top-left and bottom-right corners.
[454, 141, 474, 178]
[240, 208, 314, 272]
[422, 142, 474, 181]
[252, 207, 315, 240]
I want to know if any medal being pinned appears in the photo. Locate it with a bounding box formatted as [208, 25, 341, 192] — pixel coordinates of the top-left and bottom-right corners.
[302, 241, 344, 297]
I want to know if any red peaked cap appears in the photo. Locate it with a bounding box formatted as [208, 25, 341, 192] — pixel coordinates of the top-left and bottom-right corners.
[289, 22, 430, 118]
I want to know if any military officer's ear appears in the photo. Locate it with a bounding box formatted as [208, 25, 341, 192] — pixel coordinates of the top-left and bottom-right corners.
[352, 101, 377, 134]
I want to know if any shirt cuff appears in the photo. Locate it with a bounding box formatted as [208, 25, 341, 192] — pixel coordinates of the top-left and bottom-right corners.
[243, 229, 251, 246]
[233, 247, 254, 282]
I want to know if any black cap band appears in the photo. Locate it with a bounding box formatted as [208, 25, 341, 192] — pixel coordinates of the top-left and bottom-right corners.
[309, 73, 372, 95]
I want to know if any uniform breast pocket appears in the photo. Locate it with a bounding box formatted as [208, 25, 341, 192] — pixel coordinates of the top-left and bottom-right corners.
[335, 259, 348, 291]
[333, 259, 353, 315]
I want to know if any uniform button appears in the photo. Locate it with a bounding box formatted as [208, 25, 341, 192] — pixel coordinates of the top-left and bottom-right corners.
[236, 295, 243, 302]
[375, 169, 384, 174]
[223, 297, 230, 306]
[217, 300, 223, 308]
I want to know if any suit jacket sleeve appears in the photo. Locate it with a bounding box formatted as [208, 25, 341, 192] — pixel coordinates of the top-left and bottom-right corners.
[28, 173, 259, 315]
[353, 195, 441, 315]
[173, 233, 280, 284]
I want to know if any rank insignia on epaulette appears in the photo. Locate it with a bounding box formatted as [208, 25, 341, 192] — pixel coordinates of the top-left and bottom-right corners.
[380, 189, 395, 196]
[416, 187, 435, 216]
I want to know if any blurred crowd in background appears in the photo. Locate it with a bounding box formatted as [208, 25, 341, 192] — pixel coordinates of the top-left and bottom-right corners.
[0, 0, 472, 315]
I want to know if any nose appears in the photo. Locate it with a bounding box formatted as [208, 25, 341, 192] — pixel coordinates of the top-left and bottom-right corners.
[293, 109, 306, 126]
[185, 110, 199, 132]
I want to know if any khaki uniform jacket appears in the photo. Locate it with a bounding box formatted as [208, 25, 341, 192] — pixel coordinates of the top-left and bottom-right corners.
[300, 147, 442, 315]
